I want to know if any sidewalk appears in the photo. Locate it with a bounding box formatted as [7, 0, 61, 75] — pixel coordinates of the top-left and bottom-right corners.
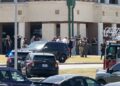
[0, 55, 103, 65]
[0, 55, 7, 65]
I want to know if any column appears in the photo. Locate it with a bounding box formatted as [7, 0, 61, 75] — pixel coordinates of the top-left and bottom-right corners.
[105, 0, 109, 4]
[18, 22, 25, 48]
[42, 23, 55, 41]
[112, 23, 117, 39]
[0, 24, 2, 53]
[98, 23, 104, 55]
[61, 23, 68, 38]
[118, 0, 120, 5]
[80, 24, 86, 38]
[97, 0, 101, 3]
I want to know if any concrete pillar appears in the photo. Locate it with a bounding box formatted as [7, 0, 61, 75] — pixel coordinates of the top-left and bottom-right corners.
[18, 22, 25, 48]
[80, 24, 86, 38]
[98, 23, 104, 55]
[61, 23, 68, 38]
[18, 22, 25, 38]
[0, 24, 2, 53]
[74, 23, 77, 37]
[118, 0, 120, 4]
[42, 23, 55, 41]
[112, 23, 117, 38]
[105, 0, 109, 4]
[97, 0, 101, 3]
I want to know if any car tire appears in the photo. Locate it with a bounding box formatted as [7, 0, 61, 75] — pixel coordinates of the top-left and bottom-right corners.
[59, 54, 66, 63]
[98, 79, 106, 85]
[26, 68, 32, 78]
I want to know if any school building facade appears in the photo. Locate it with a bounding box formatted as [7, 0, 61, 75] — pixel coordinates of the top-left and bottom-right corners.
[0, 0, 120, 54]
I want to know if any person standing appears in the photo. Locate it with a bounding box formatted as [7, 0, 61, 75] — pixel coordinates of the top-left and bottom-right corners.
[100, 42, 106, 60]
[68, 38, 73, 57]
[5, 35, 12, 55]
[78, 38, 84, 57]
[82, 37, 88, 58]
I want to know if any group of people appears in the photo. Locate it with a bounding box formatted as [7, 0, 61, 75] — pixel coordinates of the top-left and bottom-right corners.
[2, 34, 101, 58]
[2, 35, 42, 55]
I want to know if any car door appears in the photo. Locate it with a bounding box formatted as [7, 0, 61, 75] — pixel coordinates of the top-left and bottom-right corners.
[106, 63, 120, 83]
[10, 70, 31, 86]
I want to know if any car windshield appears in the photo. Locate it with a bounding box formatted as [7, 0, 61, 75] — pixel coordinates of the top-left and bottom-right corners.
[27, 41, 46, 50]
[33, 55, 55, 61]
[11, 52, 28, 60]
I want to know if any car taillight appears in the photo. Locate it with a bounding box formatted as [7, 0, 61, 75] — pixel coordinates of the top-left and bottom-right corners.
[7, 58, 12, 63]
[55, 63, 58, 68]
[27, 61, 34, 67]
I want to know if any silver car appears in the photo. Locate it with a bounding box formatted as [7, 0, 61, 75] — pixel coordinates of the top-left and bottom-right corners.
[104, 82, 120, 86]
[96, 62, 120, 85]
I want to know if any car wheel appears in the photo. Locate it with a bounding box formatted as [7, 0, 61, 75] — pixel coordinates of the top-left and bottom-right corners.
[59, 54, 66, 63]
[98, 79, 106, 85]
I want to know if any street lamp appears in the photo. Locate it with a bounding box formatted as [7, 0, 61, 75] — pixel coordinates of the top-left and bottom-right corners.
[14, 0, 18, 70]
[67, 0, 76, 38]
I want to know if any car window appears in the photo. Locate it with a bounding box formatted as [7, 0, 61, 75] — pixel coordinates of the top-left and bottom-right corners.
[0, 70, 10, 81]
[26, 54, 32, 60]
[111, 63, 120, 72]
[73, 77, 84, 86]
[33, 55, 55, 61]
[44, 43, 58, 50]
[85, 78, 101, 86]
[11, 71, 26, 81]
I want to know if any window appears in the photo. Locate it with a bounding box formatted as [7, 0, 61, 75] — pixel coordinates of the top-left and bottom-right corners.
[11, 71, 25, 81]
[100, 0, 105, 3]
[55, 10, 60, 15]
[109, 0, 118, 4]
[111, 63, 120, 72]
[86, 78, 101, 86]
[0, 71, 10, 81]
[55, 24, 60, 37]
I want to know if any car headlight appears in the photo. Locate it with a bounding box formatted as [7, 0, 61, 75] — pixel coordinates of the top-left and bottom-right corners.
[30, 83, 36, 86]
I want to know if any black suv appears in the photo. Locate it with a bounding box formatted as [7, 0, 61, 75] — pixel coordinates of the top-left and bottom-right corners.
[7, 41, 69, 71]
[27, 41, 69, 63]
[22, 52, 59, 77]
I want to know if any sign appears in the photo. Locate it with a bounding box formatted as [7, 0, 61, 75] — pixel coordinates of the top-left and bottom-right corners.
[103, 27, 120, 40]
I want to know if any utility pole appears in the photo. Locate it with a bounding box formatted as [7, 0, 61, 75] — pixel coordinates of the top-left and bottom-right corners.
[14, 0, 18, 70]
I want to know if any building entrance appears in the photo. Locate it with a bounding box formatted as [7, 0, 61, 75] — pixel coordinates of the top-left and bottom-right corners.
[2, 23, 14, 54]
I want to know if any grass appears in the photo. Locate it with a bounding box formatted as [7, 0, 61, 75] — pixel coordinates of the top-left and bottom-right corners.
[0, 55, 7, 65]
[60, 55, 103, 79]
[59, 68, 97, 78]
[65, 55, 103, 64]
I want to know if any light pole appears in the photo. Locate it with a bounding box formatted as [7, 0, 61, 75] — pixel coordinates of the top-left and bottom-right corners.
[67, 0, 76, 39]
[14, 0, 18, 70]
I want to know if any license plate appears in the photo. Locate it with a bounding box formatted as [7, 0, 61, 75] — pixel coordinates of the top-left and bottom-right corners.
[42, 64, 48, 67]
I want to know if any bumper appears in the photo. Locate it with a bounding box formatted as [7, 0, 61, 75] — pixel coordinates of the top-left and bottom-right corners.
[30, 67, 58, 76]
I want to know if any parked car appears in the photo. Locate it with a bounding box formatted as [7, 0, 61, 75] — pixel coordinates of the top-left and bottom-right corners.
[27, 41, 69, 63]
[7, 41, 69, 70]
[96, 62, 120, 85]
[37, 74, 103, 86]
[104, 81, 120, 86]
[22, 52, 59, 77]
[0, 67, 35, 86]
[7, 50, 31, 71]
